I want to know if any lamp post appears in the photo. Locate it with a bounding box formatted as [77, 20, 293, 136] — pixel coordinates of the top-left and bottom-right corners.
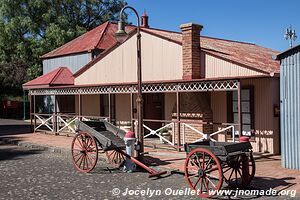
[115, 6, 144, 158]
[284, 25, 297, 48]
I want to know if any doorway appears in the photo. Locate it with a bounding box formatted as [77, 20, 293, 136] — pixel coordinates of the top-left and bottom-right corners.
[143, 93, 164, 133]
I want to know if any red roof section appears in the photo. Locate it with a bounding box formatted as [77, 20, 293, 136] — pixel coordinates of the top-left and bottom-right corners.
[143, 28, 280, 74]
[23, 67, 74, 89]
[41, 22, 135, 59]
[41, 21, 280, 75]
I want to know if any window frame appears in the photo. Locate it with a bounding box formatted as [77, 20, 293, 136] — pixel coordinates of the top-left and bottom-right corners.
[227, 86, 255, 137]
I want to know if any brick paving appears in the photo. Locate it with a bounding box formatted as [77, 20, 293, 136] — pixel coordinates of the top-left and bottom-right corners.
[0, 119, 300, 196]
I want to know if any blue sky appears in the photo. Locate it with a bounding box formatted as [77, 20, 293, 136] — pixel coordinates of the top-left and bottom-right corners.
[126, 0, 300, 52]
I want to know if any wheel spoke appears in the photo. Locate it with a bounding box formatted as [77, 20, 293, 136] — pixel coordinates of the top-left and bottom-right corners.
[80, 134, 86, 148]
[235, 169, 238, 185]
[204, 157, 212, 171]
[202, 152, 205, 169]
[194, 177, 201, 188]
[190, 157, 200, 169]
[205, 166, 219, 173]
[203, 178, 209, 192]
[83, 155, 87, 170]
[76, 137, 84, 148]
[74, 142, 82, 150]
[184, 148, 223, 198]
[223, 167, 232, 174]
[75, 153, 83, 164]
[194, 153, 202, 169]
[228, 168, 234, 181]
[86, 154, 94, 169]
[206, 176, 217, 189]
[78, 154, 84, 169]
[237, 168, 243, 178]
[189, 173, 199, 178]
[86, 137, 93, 150]
[199, 178, 203, 193]
[206, 173, 219, 180]
[222, 165, 230, 169]
[73, 151, 82, 157]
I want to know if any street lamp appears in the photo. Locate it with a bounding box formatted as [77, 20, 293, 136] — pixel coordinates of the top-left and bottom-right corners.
[115, 6, 144, 159]
[284, 25, 297, 48]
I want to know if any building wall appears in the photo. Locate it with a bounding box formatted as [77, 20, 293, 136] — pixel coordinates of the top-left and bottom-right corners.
[211, 78, 280, 154]
[43, 52, 92, 74]
[280, 49, 300, 169]
[75, 32, 183, 85]
[165, 93, 176, 120]
[74, 94, 100, 116]
[115, 94, 131, 122]
[205, 54, 266, 78]
[211, 91, 227, 142]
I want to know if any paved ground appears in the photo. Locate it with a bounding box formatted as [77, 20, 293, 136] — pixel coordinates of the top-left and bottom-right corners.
[0, 119, 299, 199]
[0, 144, 297, 200]
[0, 118, 32, 136]
[0, 144, 195, 200]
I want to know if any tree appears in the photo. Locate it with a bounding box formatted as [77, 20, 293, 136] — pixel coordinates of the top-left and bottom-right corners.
[0, 0, 127, 97]
[0, 60, 28, 97]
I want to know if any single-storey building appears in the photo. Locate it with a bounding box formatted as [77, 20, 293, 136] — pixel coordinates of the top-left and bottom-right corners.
[23, 15, 281, 154]
[275, 44, 300, 169]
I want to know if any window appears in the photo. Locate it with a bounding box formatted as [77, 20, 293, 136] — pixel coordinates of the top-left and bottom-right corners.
[227, 87, 254, 136]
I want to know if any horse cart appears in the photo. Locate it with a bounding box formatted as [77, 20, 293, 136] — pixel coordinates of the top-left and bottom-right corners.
[71, 119, 255, 198]
[184, 140, 255, 198]
[71, 120, 167, 177]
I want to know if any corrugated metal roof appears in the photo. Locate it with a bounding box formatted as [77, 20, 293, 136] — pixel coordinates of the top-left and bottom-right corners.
[143, 28, 280, 74]
[23, 67, 74, 89]
[41, 22, 135, 59]
[275, 43, 300, 60]
[41, 21, 280, 75]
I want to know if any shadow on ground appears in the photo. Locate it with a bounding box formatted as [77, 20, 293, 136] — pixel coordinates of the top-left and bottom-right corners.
[143, 155, 171, 166]
[0, 124, 32, 135]
[0, 144, 43, 161]
[251, 176, 296, 191]
[211, 175, 297, 199]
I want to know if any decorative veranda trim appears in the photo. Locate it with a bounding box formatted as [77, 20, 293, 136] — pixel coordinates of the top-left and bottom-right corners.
[29, 80, 238, 95]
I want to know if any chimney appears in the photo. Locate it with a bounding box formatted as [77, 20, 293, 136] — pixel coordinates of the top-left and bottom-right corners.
[180, 23, 203, 80]
[141, 11, 149, 28]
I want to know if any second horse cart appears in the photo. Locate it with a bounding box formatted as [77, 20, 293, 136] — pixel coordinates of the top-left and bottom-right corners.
[71, 119, 255, 198]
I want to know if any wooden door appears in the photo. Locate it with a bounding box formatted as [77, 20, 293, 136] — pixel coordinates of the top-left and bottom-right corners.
[144, 93, 164, 133]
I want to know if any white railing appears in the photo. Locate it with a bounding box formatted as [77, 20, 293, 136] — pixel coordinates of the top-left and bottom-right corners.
[81, 116, 109, 122]
[33, 113, 109, 134]
[34, 114, 54, 132]
[182, 123, 235, 144]
[210, 125, 235, 142]
[143, 122, 175, 146]
[57, 115, 78, 133]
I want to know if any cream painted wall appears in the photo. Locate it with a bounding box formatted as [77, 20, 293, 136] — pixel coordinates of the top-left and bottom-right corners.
[211, 78, 280, 154]
[75, 31, 183, 85]
[205, 54, 266, 78]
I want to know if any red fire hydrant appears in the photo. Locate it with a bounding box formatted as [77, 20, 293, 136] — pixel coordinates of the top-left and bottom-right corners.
[239, 136, 250, 142]
[239, 136, 250, 184]
[123, 131, 136, 172]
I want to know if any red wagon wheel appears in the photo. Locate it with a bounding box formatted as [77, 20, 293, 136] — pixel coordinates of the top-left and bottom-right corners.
[71, 132, 98, 173]
[222, 152, 255, 188]
[184, 148, 223, 198]
[105, 149, 126, 168]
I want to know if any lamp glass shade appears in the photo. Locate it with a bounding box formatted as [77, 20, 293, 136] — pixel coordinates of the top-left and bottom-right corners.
[115, 20, 128, 43]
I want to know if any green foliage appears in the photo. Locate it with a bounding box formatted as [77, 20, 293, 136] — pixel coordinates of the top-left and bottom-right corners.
[0, 59, 28, 97]
[0, 0, 127, 97]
